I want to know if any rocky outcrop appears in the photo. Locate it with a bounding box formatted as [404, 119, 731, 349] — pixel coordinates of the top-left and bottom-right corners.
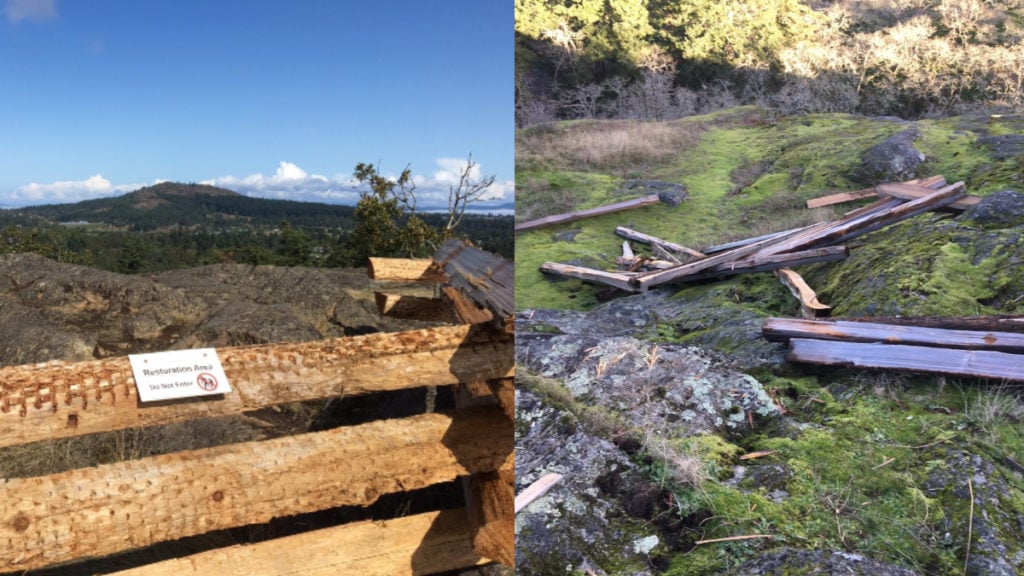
[853, 127, 925, 184]
[0, 253, 435, 366]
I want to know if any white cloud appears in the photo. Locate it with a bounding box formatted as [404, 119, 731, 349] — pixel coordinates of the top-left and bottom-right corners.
[5, 0, 56, 23]
[10, 174, 138, 205]
[4, 159, 514, 211]
[202, 159, 514, 211]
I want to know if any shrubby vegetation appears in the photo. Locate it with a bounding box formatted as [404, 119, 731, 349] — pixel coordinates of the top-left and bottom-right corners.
[516, 0, 1024, 124]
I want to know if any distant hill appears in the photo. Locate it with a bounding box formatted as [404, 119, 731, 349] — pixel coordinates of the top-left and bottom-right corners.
[14, 182, 356, 231]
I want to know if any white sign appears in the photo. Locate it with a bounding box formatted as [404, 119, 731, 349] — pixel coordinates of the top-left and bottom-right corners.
[129, 348, 232, 403]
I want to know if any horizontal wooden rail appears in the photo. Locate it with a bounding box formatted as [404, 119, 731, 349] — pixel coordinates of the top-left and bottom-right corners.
[0, 406, 512, 572]
[515, 194, 662, 232]
[0, 324, 514, 448]
[108, 508, 486, 576]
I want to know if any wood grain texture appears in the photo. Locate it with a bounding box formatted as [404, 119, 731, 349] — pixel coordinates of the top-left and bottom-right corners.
[0, 324, 514, 447]
[0, 406, 513, 572]
[614, 227, 706, 259]
[763, 317, 1024, 352]
[106, 509, 486, 576]
[786, 338, 1024, 381]
[515, 194, 662, 232]
[877, 182, 980, 210]
[774, 269, 831, 318]
[433, 240, 514, 324]
[367, 258, 447, 283]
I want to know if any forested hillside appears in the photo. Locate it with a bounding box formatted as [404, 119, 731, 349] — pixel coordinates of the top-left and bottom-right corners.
[0, 182, 512, 274]
[516, 0, 1024, 124]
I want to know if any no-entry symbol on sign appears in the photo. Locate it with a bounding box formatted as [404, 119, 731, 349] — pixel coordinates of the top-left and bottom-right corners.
[196, 372, 219, 391]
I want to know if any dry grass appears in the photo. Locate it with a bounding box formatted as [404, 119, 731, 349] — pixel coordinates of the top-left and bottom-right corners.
[642, 433, 710, 491]
[517, 119, 705, 176]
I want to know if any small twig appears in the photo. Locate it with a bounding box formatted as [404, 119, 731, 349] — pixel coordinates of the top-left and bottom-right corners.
[964, 475, 974, 576]
[739, 450, 776, 461]
[694, 534, 773, 545]
[872, 457, 896, 470]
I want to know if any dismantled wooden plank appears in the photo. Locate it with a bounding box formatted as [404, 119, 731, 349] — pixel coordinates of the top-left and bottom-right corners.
[374, 292, 452, 322]
[433, 239, 513, 324]
[786, 338, 1024, 382]
[633, 225, 815, 290]
[679, 246, 849, 282]
[0, 406, 513, 572]
[368, 258, 447, 283]
[0, 323, 514, 448]
[806, 188, 878, 209]
[539, 262, 638, 292]
[622, 240, 634, 259]
[842, 315, 1024, 334]
[774, 268, 831, 318]
[515, 473, 563, 513]
[805, 176, 947, 210]
[877, 182, 981, 211]
[763, 317, 1024, 353]
[487, 378, 515, 421]
[107, 509, 487, 576]
[615, 227, 706, 259]
[515, 194, 662, 232]
[761, 183, 966, 256]
[652, 243, 683, 264]
[702, 224, 817, 255]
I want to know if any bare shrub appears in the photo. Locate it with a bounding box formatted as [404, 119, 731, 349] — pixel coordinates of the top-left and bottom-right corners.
[642, 434, 710, 491]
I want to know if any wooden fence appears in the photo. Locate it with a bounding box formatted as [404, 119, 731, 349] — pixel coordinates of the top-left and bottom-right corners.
[0, 239, 514, 575]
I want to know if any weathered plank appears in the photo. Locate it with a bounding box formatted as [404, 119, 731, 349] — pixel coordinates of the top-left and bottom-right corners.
[614, 227, 706, 259]
[368, 258, 447, 283]
[774, 269, 831, 318]
[678, 246, 849, 282]
[0, 406, 513, 572]
[806, 188, 878, 209]
[786, 338, 1024, 381]
[0, 323, 514, 448]
[842, 315, 1024, 334]
[107, 509, 487, 576]
[374, 292, 453, 322]
[760, 183, 966, 256]
[877, 182, 981, 211]
[515, 194, 662, 232]
[441, 285, 495, 325]
[763, 317, 1024, 353]
[702, 224, 817, 255]
[433, 239, 513, 325]
[539, 262, 638, 292]
[466, 453, 515, 566]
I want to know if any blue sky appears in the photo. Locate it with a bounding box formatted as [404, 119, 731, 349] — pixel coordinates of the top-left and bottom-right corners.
[0, 0, 513, 211]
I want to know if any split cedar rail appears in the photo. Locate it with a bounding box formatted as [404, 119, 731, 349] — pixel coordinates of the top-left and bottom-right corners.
[763, 317, 1024, 381]
[0, 239, 514, 575]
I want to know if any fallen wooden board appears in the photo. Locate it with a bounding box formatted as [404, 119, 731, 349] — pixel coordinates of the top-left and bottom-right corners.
[515, 473, 564, 513]
[702, 224, 817, 255]
[442, 285, 495, 325]
[515, 194, 662, 232]
[764, 318, 1024, 353]
[842, 315, 1024, 334]
[759, 183, 965, 256]
[786, 338, 1024, 381]
[615, 227, 706, 259]
[108, 509, 487, 576]
[806, 188, 878, 209]
[0, 406, 513, 572]
[368, 258, 447, 283]
[774, 269, 831, 318]
[539, 262, 638, 292]
[805, 176, 947, 209]
[0, 323, 514, 448]
[877, 182, 981, 211]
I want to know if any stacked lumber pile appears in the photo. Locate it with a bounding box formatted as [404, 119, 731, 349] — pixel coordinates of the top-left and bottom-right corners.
[763, 317, 1024, 382]
[541, 176, 967, 315]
